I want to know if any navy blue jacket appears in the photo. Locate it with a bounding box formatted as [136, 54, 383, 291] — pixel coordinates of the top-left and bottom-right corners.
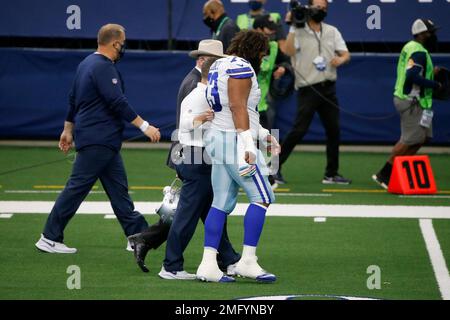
[66, 53, 138, 151]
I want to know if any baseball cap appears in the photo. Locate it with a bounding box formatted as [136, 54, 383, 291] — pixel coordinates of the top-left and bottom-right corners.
[253, 14, 278, 31]
[412, 19, 439, 36]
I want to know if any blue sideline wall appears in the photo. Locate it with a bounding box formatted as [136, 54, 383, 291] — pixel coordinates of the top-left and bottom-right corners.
[0, 48, 449, 145]
[2, 0, 450, 43]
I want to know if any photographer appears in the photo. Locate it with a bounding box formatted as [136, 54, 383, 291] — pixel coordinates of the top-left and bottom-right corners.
[273, 0, 351, 185]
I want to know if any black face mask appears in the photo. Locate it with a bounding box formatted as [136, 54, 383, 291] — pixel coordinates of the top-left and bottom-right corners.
[203, 16, 218, 31]
[310, 9, 327, 23]
[424, 33, 438, 52]
[115, 41, 126, 62]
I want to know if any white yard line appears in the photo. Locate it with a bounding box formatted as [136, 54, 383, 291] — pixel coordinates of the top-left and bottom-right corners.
[399, 195, 450, 199]
[419, 219, 450, 300]
[0, 201, 450, 219]
[0, 213, 13, 218]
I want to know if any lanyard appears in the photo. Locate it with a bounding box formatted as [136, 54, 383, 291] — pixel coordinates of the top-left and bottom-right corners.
[215, 16, 229, 38]
[312, 23, 323, 55]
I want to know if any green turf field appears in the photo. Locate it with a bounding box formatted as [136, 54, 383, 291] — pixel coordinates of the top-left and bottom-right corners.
[0, 146, 449, 205]
[0, 146, 449, 300]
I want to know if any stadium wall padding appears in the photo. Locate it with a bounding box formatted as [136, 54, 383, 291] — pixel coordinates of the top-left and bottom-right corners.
[2, 0, 450, 43]
[0, 48, 449, 145]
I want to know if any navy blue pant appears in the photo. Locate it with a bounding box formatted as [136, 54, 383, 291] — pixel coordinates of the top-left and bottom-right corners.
[43, 145, 148, 242]
[163, 147, 240, 272]
[280, 82, 340, 177]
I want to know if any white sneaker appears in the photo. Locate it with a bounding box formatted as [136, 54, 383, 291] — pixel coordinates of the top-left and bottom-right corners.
[158, 266, 196, 280]
[234, 256, 276, 283]
[196, 261, 235, 283]
[35, 234, 77, 254]
[226, 263, 237, 276]
[372, 174, 388, 190]
[126, 240, 134, 252]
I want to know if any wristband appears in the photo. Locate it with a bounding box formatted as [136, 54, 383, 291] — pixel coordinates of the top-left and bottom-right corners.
[258, 127, 270, 141]
[140, 121, 150, 132]
[238, 130, 256, 155]
[237, 131, 257, 177]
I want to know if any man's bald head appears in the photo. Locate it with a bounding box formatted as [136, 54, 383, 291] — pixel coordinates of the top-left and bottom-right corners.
[203, 0, 225, 19]
[97, 24, 126, 46]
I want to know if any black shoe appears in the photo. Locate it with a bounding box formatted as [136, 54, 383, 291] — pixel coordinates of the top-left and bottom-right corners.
[128, 233, 151, 273]
[272, 170, 286, 185]
[372, 174, 389, 190]
[268, 175, 278, 190]
[322, 174, 352, 185]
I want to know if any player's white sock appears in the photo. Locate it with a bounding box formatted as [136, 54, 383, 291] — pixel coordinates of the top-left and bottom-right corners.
[242, 245, 257, 259]
[235, 245, 276, 282]
[201, 247, 218, 263]
[197, 247, 231, 282]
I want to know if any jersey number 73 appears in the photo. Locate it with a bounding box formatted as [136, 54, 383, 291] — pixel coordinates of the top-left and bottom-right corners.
[207, 71, 222, 112]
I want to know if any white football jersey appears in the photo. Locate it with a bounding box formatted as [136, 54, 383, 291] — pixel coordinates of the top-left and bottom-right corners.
[206, 56, 261, 138]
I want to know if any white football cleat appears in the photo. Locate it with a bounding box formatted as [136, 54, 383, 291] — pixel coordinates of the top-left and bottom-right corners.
[234, 256, 276, 283]
[158, 266, 196, 280]
[35, 234, 77, 254]
[126, 240, 134, 252]
[196, 261, 235, 283]
[226, 263, 238, 276]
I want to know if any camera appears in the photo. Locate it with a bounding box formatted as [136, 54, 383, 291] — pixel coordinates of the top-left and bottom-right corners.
[289, 0, 311, 28]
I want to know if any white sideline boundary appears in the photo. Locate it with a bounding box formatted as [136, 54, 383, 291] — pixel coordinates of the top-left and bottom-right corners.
[1, 201, 450, 219]
[419, 219, 450, 300]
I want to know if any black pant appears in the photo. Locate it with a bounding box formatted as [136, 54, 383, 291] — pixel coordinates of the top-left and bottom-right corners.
[43, 145, 149, 242]
[141, 147, 240, 271]
[280, 81, 341, 177]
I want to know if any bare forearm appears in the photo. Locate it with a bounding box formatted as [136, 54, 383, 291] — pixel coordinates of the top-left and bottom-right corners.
[231, 105, 250, 132]
[131, 116, 145, 128]
[339, 51, 351, 64]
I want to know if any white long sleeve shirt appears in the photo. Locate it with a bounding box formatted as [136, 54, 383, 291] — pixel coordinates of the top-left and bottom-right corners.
[178, 82, 211, 147]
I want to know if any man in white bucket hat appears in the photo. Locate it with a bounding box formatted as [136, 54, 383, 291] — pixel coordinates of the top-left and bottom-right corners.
[129, 40, 240, 279]
[166, 39, 227, 170]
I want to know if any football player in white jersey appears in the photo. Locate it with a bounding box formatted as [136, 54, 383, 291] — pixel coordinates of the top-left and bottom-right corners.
[196, 30, 281, 283]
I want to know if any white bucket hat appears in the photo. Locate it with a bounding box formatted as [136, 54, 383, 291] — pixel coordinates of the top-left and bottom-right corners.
[189, 39, 227, 58]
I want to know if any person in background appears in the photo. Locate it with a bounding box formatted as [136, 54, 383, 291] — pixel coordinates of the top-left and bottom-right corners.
[236, 0, 286, 53]
[203, 0, 240, 52]
[372, 19, 442, 189]
[253, 14, 292, 130]
[273, 0, 352, 186]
